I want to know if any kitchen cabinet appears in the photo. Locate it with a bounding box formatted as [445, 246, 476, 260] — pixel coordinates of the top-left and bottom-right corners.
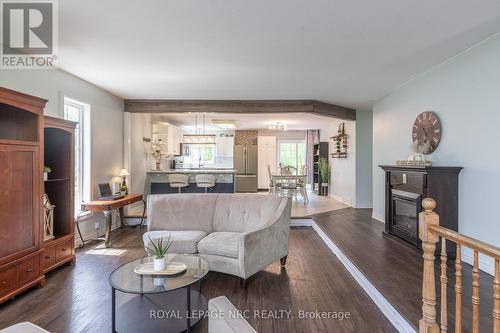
[167, 125, 183, 156]
[257, 136, 277, 189]
[216, 136, 234, 157]
[152, 122, 184, 156]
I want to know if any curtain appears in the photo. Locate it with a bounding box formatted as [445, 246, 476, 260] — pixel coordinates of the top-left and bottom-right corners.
[306, 129, 320, 184]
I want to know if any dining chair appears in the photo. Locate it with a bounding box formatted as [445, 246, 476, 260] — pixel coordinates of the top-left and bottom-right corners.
[281, 165, 297, 175]
[267, 165, 280, 195]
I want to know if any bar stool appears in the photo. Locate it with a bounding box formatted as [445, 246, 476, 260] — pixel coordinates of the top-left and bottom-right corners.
[169, 174, 189, 193]
[196, 174, 216, 193]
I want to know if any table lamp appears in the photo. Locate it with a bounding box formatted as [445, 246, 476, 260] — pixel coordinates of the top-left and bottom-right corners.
[119, 169, 130, 194]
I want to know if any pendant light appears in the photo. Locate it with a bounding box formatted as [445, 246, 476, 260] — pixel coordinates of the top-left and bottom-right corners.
[183, 113, 216, 144]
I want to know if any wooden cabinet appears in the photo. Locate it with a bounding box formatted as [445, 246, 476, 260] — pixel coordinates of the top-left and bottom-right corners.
[41, 245, 56, 270]
[0, 145, 40, 265]
[313, 142, 329, 194]
[257, 136, 277, 189]
[42, 116, 76, 273]
[17, 255, 40, 286]
[0, 87, 76, 303]
[167, 125, 183, 156]
[216, 136, 234, 157]
[0, 266, 17, 297]
[380, 165, 462, 256]
[0, 87, 46, 304]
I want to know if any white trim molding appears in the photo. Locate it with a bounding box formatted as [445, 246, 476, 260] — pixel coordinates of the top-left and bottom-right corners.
[290, 218, 416, 333]
[371, 211, 385, 224]
[329, 193, 353, 207]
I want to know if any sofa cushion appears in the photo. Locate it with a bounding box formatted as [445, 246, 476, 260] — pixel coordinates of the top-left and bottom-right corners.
[147, 194, 217, 233]
[213, 194, 285, 232]
[143, 230, 207, 254]
[197, 232, 241, 259]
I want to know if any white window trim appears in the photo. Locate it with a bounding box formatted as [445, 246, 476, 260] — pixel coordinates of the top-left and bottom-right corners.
[63, 97, 92, 214]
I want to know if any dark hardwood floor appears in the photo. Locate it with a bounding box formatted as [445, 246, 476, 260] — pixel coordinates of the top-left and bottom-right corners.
[0, 227, 396, 333]
[313, 208, 494, 332]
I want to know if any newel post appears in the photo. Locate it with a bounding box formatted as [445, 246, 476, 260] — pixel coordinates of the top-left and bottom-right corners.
[419, 198, 440, 333]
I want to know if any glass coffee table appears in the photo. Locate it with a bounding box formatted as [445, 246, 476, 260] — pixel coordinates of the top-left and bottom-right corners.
[109, 254, 209, 333]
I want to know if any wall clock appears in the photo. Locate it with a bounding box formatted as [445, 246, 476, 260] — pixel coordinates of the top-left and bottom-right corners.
[412, 111, 441, 154]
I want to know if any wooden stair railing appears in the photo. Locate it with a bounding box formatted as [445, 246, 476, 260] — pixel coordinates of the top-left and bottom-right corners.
[419, 198, 500, 333]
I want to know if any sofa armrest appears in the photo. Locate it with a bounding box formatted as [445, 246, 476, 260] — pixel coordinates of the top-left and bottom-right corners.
[238, 198, 291, 278]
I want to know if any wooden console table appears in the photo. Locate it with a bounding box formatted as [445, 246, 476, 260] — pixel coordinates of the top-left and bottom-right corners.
[77, 194, 145, 248]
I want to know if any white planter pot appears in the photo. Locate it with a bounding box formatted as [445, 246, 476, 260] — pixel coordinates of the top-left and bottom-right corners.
[153, 257, 166, 271]
[44, 172, 48, 181]
[153, 277, 166, 287]
[321, 183, 329, 187]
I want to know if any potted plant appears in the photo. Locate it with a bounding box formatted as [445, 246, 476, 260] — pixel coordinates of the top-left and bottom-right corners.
[146, 234, 173, 271]
[43, 166, 52, 181]
[318, 158, 330, 196]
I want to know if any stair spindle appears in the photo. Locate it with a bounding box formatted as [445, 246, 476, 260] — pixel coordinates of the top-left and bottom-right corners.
[472, 250, 480, 333]
[440, 238, 448, 332]
[418, 198, 440, 333]
[455, 244, 462, 333]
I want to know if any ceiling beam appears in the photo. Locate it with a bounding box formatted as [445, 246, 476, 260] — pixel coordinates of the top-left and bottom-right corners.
[124, 99, 356, 120]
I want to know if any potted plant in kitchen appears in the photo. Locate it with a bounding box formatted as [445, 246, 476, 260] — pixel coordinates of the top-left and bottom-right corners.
[318, 158, 330, 196]
[147, 234, 173, 271]
[44, 166, 52, 181]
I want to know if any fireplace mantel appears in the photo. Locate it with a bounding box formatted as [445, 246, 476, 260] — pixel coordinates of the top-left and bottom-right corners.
[379, 165, 462, 255]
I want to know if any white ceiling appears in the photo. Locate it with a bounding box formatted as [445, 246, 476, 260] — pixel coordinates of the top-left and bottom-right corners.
[59, 0, 500, 109]
[151, 113, 336, 131]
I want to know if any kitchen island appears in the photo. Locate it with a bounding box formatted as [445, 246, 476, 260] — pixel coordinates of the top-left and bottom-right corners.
[144, 169, 236, 197]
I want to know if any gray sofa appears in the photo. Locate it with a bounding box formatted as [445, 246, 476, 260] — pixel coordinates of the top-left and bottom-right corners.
[143, 194, 291, 283]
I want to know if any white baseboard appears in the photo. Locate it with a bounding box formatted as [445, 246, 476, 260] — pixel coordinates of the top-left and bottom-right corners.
[291, 218, 415, 333]
[461, 247, 494, 276]
[329, 193, 352, 206]
[74, 212, 122, 247]
[371, 212, 385, 224]
[124, 217, 145, 226]
[354, 202, 373, 209]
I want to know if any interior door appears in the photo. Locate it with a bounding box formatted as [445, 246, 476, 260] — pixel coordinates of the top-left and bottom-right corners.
[0, 144, 40, 265]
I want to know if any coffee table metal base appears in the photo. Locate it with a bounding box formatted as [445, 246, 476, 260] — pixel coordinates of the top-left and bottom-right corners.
[112, 287, 207, 333]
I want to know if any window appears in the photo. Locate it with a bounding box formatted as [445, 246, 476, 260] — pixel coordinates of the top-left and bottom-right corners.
[278, 140, 306, 171]
[186, 144, 215, 166]
[64, 97, 91, 212]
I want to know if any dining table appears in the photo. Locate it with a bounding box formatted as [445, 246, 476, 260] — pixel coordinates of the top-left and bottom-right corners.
[271, 173, 309, 203]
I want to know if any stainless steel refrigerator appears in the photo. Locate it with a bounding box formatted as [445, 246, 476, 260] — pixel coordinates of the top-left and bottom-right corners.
[234, 144, 258, 192]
